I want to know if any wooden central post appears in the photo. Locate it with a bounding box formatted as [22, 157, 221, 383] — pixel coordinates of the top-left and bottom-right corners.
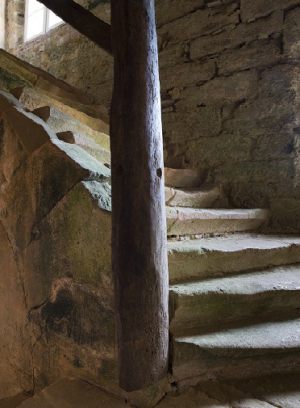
[110, 0, 169, 392]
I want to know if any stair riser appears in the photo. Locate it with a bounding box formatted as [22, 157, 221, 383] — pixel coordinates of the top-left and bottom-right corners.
[173, 346, 300, 384]
[167, 218, 266, 236]
[168, 246, 300, 283]
[77, 143, 111, 164]
[170, 290, 300, 336]
[165, 187, 226, 208]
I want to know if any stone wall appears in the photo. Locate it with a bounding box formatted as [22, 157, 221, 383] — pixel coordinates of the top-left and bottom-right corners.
[6, 0, 300, 229]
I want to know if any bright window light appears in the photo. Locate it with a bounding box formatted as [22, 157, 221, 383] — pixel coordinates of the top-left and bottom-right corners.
[25, 0, 63, 41]
[48, 9, 63, 29]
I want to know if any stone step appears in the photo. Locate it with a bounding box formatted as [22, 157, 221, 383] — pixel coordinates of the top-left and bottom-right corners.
[168, 233, 300, 283]
[17, 378, 127, 408]
[157, 373, 300, 407]
[165, 185, 227, 208]
[166, 208, 269, 237]
[170, 265, 300, 336]
[30, 105, 111, 164]
[173, 319, 300, 383]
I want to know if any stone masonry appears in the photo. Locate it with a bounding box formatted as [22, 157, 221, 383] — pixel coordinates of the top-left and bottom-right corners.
[5, 0, 300, 231]
[1, 38, 300, 408]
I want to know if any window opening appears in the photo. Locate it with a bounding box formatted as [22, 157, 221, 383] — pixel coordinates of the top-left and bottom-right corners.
[25, 0, 63, 41]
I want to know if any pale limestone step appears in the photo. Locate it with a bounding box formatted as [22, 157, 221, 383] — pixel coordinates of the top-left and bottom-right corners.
[170, 265, 300, 336]
[167, 208, 269, 236]
[168, 234, 300, 283]
[173, 319, 300, 382]
[157, 373, 300, 407]
[226, 372, 300, 408]
[31, 105, 111, 164]
[157, 376, 286, 408]
[165, 185, 227, 208]
[17, 378, 127, 408]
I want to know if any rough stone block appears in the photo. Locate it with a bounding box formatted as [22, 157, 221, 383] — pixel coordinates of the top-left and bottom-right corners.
[185, 132, 253, 169]
[240, 0, 300, 22]
[283, 7, 300, 58]
[190, 11, 283, 60]
[218, 39, 281, 75]
[23, 179, 112, 307]
[214, 160, 295, 207]
[160, 60, 216, 91]
[159, 3, 239, 44]
[177, 70, 258, 108]
[224, 98, 296, 140]
[156, 0, 204, 27]
[163, 107, 222, 142]
[270, 198, 300, 233]
[159, 43, 187, 69]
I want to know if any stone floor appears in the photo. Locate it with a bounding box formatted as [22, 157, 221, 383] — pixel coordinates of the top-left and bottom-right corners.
[2, 373, 299, 407]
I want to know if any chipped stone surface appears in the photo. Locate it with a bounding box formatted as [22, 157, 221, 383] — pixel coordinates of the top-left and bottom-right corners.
[168, 233, 300, 283]
[166, 207, 269, 236]
[173, 319, 300, 381]
[170, 265, 300, 335]
[165, 185, 225, 208]
[0, 91, 115, 397]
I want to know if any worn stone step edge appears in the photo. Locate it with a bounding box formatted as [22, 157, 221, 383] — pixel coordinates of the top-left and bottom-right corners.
[165, 185, 227, 208]
[173, 319, 300, 382]
[169, 265, 300, 336]
[166, 208, 269, 236]
[167, 233, 300, 283]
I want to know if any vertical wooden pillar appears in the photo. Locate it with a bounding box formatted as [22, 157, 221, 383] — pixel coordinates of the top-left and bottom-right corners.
[110, 0, 169, 392]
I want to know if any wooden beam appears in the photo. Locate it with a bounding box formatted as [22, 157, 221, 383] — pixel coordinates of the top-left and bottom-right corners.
[110, 0, 169, 392]
[37, 0, 112, 55]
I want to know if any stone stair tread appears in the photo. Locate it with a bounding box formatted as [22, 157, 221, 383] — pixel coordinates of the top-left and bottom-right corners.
[173, 319, 300, 381]
[168, 233, 300, 253]
[29, 104, 111, 163]
[175, 318, 300, 350]
[165, 185, 226, 208]
[170, 264, 300, 296]
[168, 233, 300, 283]
[166, 208, 269, 236]
[170, 265, 300, 336]
[167, 207, 269, 220]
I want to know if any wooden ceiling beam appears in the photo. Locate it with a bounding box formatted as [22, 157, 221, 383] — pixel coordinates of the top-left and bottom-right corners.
[37, 0, 112, 55]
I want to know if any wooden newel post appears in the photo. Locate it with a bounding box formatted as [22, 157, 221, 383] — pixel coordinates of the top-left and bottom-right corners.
[110, 0, 169, 392]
